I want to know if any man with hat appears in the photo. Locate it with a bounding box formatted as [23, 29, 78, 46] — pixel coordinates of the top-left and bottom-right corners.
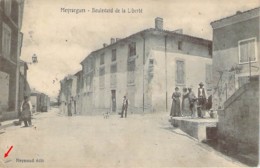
[197, 82, 208, 118]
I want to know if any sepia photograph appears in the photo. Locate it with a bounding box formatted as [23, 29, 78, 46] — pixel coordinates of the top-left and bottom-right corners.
[0, 0, 259, 167]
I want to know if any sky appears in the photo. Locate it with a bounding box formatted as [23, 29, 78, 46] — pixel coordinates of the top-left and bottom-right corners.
[20, 0, 259, 98]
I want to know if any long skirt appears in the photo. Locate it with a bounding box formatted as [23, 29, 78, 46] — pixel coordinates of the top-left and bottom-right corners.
[170, 99, 181, 117]
[182, 97, 191, 116]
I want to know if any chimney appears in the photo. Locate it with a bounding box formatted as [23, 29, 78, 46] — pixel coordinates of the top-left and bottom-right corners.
[155, 17, 163, 30]
[236, 11, 242, 14]
[111, 38, 115, 44]
[103, 43, 108, 47]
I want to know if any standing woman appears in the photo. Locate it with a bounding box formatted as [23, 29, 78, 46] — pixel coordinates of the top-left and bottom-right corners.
[188, 88, 198, 118]
[170, 87, 181, 117]
[182, 88, 191, 117]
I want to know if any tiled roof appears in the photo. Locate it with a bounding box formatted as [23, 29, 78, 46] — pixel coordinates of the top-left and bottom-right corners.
[81, 28, 211, 63]
[211, 7, 260, 28]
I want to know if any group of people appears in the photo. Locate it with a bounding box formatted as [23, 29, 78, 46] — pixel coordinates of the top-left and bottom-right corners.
[170, 82, 212, 118]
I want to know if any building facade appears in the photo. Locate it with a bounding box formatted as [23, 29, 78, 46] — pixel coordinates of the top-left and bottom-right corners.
[30, 89, 50, 113]
[210, 7, 259, 166]
[0, 0, 25, 120]
[18, 60, 30, 111]
[79, 18, 212, 115]
[210, 7, 259, 109]
[59, 74, 79, 116]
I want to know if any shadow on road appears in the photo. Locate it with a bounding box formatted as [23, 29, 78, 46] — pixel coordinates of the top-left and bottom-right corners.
[160, 126, 197, 142]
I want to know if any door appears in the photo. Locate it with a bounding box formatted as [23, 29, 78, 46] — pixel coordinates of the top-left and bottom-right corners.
[111, 90, 116, 112]
[0, 71, 9, 111]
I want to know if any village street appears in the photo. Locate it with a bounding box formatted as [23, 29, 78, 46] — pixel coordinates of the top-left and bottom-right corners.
[0, 108, 244, 168]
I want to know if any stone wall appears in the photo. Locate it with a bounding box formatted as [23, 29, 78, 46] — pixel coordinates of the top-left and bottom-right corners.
[217, 81, 259, 159]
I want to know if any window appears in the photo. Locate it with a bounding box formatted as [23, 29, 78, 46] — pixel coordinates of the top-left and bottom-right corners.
[208, 43, 212, 55]
[2, 23, 11, 58]
[112, 49, 116, 61]
[4, 0, 11, 16]
[18, 32, 23, 57]
[238, 38, 257, 64]
[176, 60, 185, 85]
[99, 67, 105, 88]
[110, 64, 117, 73]
[110, 64, 117, 87]
[100, 53, 104, 65]
[127, 60, 135, 84]
[128, 42, 136, 57]
[178, 41, 182, 50]
[149, 59, 154, 65]
[206, 64, 212, 84]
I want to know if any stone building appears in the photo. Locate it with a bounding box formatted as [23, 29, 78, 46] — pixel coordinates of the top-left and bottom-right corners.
[75, 70, 83, 115]
[30, 89, 50, 112]
[79, 18, 212, 115]
[18, 60, 30, 111]
[210, 7, 259, 109]
[59, 74, 79, 115]
[0, 0, 25, 120]
[211, 7, 259, 166]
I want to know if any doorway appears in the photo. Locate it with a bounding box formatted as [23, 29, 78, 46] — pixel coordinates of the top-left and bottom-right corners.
[111, 90, 116, 112]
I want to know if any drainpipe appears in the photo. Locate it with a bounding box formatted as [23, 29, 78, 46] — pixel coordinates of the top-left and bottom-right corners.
[165, 35, 168, 112]
[141, 33, 146, 113]
[15, 34, 21, 117]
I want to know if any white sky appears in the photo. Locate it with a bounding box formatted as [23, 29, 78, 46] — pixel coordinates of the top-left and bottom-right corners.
[21, 0, 259, 98]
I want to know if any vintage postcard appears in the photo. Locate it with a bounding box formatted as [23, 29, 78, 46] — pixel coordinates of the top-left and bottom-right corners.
[0, 0, 259, 167]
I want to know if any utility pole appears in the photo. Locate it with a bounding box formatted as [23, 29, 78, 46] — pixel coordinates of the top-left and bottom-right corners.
[165, 35, 168, 112]
[249, 56, 251, 82]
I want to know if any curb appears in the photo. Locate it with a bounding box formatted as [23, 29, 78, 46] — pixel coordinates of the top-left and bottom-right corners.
[0, 122, 15, 130]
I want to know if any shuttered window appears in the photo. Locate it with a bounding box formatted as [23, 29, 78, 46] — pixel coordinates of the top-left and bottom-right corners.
[2, 23, 11, 58]
[100, 53, 105, 65]
[239, 38, 257, 64]
[128, 42, 136, 57]
[112, 49, 116, 62]
[127, 60, 135, 85]
[176, 60, 185, 85]
[110, 64, 117, 88]
[4, 0, 11, 16]
[99, 67, 105, 88]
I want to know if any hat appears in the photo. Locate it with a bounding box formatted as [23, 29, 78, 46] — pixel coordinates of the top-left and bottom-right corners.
[199, 82, 204, 86]
[175, 87, 179, 90]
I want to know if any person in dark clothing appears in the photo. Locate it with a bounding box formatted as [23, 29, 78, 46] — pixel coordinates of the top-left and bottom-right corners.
[170, 87, 181, 117]
[197, 82, 208, 118]
[121, 96, 129, 118]
[20, 96, 32, 127]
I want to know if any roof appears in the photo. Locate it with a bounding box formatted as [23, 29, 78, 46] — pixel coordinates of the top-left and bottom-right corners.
[74, 70, 82, 76]
[211, 7, 260, 29]
[80, 28, 212, 64]
[30, 89, 42, 95]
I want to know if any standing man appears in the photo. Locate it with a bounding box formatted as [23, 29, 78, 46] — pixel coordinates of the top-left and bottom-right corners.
[197, 82, 208, 118]
[20, 96, 32, 127]
[121, 96, 129, 118]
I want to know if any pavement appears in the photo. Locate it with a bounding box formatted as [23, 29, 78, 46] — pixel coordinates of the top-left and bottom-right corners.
[0, 112, 41, 131]
[0, 107, 246, 168]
